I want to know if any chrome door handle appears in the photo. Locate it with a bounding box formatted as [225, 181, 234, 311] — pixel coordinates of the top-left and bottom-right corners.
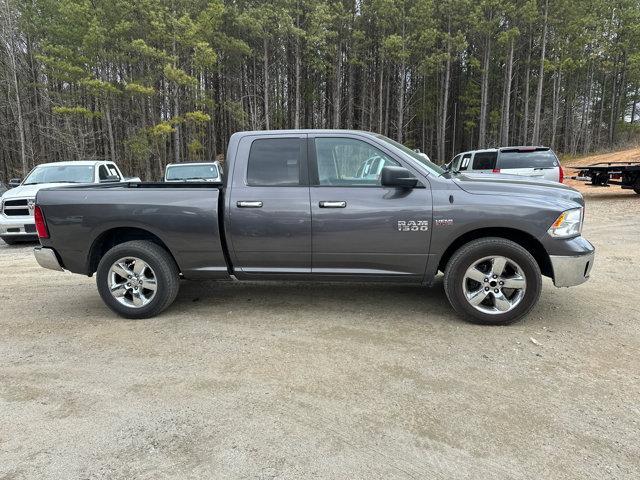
[237, 201, 263, 208]
[319, 201, 347, 208]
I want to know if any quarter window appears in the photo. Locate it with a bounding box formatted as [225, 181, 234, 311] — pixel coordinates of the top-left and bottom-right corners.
[460, 154, 471, 170]
[314, 137, 399, 186]
[247, 138, 303, 186]
[107, 163, 120, 178]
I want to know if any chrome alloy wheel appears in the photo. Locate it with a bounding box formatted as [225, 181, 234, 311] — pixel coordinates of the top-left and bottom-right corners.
[108, 257, 158, 308]
[462, 255, 526, 315]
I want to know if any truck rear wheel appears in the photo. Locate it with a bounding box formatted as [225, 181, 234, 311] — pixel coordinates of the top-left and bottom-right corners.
[96, 240, 180, 319]
[443, 237, 542, 325]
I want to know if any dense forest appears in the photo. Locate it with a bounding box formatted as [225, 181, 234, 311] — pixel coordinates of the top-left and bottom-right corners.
[1, 0, 640, 180]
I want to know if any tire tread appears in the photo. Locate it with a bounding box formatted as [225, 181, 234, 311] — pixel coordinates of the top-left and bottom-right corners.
[96, 240, 180, 319]
[443, 237, 542, 325]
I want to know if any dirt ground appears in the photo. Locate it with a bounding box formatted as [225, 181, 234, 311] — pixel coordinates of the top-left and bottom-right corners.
[1, 161, 639, 479]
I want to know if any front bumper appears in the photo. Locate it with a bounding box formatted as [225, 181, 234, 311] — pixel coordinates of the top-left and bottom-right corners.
[34, 246, 64, 271]
[0, 214, 36, 237]
[550, 247, 595, 287]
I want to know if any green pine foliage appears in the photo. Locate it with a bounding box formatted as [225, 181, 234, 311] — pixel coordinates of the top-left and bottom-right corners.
[2, 0, 640, 180]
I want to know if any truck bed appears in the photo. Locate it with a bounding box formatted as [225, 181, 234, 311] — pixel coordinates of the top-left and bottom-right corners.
[36, 183, 229, 279]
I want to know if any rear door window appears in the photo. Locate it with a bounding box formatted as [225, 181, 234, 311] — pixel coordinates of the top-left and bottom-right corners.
[472, 152, 498, 170]
[498, 150, 559, 169]
[247, 138, 304, 186]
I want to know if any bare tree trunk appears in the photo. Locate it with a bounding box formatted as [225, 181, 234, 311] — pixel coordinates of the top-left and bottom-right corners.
[438, 23, 451, 162]
[397, 60, 405, 142]
[608, 68, 617, 145]
[500, 37, 514, 145]
[581, 68, 594, 155]
[347, 59, 355, 129]
[551, 69, 562, 149]
[333, 40, 342, 128]
[596, 74, 607, 148]
[104, 101, 116, 162]
[531, 0, 548, 145]
[172, 84, 180, 163]
[359, 66, 367, 129]
[263, 37, 270, 130]
[294, 30, 301, 129]
[631, 85, 639, 123]
[479, 35, 491, 147]
[616, 55, 628, 131]
[521, 33, 532, 144]
[378, 58, 384, 132]
[1, 0, 29, 176]
[384, 65, 390, 136]
[396, 13, 406, 143]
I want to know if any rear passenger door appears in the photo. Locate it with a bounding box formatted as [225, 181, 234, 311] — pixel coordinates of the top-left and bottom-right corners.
[308, 134, 432, 279]
[227, 134, 311, 275]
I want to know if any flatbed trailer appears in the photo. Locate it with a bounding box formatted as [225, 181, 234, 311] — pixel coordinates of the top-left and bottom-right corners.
[572, 162, 640, 194]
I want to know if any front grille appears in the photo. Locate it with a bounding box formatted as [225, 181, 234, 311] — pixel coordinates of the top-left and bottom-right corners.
[2, 198, 33, 216]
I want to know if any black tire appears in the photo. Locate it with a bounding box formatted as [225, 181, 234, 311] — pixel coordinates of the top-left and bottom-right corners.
[96, 240, 180, 319]
[1, 235, 38, 245]
[443, 237, 542, 325]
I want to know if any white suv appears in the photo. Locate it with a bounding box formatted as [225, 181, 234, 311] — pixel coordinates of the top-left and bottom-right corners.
[448, 147, 564, 183]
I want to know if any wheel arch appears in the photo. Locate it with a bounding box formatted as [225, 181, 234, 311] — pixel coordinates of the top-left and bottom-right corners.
[87, 227, 180, 275]
[437, 227, 552, 278]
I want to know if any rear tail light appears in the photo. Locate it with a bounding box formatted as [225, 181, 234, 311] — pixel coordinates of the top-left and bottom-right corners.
[492, 168, 501, 173]
[559, 165, 564, 183]
[34, 205, 49, 239]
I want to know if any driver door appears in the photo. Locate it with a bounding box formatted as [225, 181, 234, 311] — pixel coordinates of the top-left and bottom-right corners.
[309, 134, 432, 279]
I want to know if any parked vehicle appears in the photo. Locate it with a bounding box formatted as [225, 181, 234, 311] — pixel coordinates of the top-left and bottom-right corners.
[448, 146, 564, 183]
[8, 178, 22, 189]
[164, 161, 222, 182]
[33, 130, 594, 325]
[572, 162, 640, 194]
[1, 160, 137, 244]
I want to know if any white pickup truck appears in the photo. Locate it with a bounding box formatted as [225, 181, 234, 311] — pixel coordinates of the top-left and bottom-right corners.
[0, 160, 137, 244]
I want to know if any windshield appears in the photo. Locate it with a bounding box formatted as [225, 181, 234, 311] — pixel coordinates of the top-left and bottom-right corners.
[23, 165, 94, 185]
[166, 164, 219, 181]
[374, 134, 444, 175]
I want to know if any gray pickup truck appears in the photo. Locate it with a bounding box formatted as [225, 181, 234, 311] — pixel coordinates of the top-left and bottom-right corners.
[33, 130, 594, 325]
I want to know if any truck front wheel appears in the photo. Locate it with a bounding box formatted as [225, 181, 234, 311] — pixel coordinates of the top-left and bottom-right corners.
[96, 240, 180, 319]
[443, 238, 542, 325]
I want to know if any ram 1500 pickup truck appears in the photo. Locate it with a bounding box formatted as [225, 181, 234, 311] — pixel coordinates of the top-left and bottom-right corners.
[33, 130, 594, 325]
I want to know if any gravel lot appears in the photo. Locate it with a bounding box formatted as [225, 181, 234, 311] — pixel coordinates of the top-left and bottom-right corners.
[1, 185, 639, 479]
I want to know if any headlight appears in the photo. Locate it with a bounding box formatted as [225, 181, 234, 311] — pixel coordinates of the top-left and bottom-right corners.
[548, 208, 583, 238]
